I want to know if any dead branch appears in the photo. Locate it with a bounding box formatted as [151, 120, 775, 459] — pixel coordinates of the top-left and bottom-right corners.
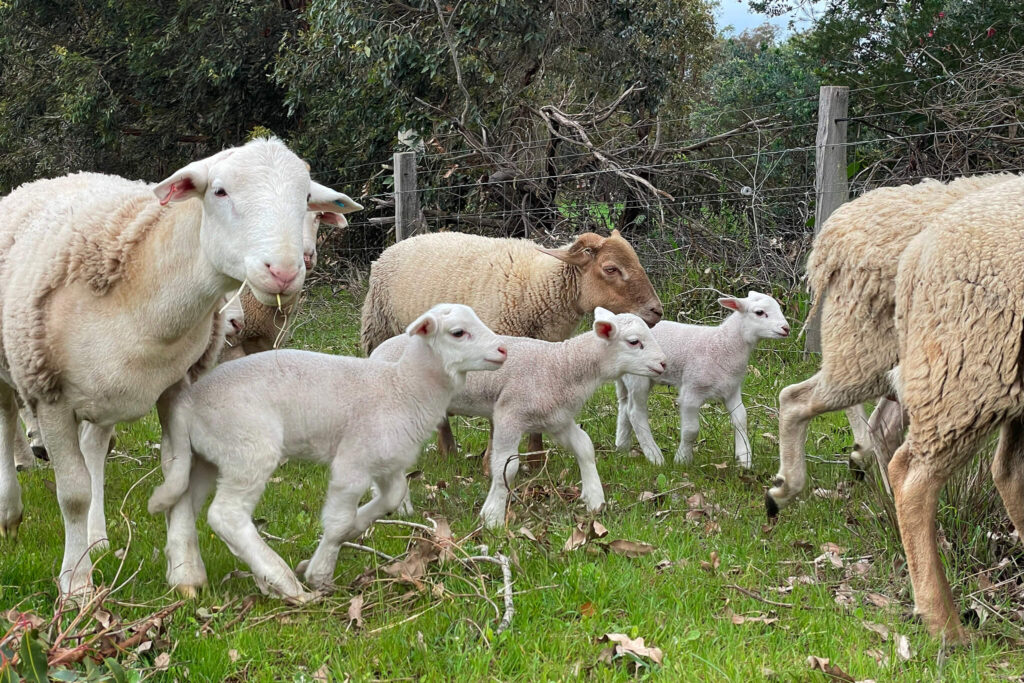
[676, 115, 782, 155]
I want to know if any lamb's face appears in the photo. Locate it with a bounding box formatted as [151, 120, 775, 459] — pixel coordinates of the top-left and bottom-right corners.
[219, 295, 245, 340]
[303, 211, 348, 271]
[742, 291, 790, 339]
[406, 303, 507, 375]
[593, 308, 667, 378]
[152, 139, 361, 306]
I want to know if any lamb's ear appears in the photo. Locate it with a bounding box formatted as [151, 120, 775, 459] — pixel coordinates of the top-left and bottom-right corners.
[593, 317, 617, 340]
[747, 290, 764, 298]
[406, 312, 439, 338]
[537, 232, 605, 267]
[153, 150, 234, 205]
[718, 297, 745, 312]
[309, 183, 363, 215]
[316, 211, 348, 228]
[593, 306, 615, 322]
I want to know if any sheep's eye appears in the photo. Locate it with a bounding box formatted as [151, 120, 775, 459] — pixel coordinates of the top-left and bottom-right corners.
[755, 310, 766, 317]
[214, 188, 228, 197]
[307, 193, 312, 202]
[603, 265, 619, 275]
[451, 329, 465, 338]
[627, 338, 642, 348]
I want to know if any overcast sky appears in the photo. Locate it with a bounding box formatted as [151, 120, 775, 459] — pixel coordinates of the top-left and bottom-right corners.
[716, 0, 823, 36]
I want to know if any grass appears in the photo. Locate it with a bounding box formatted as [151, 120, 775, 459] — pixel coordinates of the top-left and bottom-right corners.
[2, 283, 1023, 682]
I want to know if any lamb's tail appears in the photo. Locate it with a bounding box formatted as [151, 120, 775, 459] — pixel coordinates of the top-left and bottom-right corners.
[147, 403, 194, 515]
[359, 266, 399, 356]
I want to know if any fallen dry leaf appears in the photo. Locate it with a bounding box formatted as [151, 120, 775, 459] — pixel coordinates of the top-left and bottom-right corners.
[864, 592, 894, 609]
[228, 649, 240, 663]
[834, 582, 856, 607]
[580, 602, 596, 618]
[687, 492, 706, 509]
[792, 539, 815, 551]
[712, 462, 728, 470]
[383, 535, 440, 584]
[726, 608, 779, 626]
[347, 594, 364, 630]
[313, 663, 330, 682]
[2, 608, 45, 630]
[518, 526, 538, 542]
[865, 648, 889, 665]
[896, 634, 914, 662]
[432, 517, 456, 565]
[700, 550, 721, 574]
[638, 491, 659, 503]
[605, 539, 656, 558]
[805, 655, 854, 682]
[154, 652, 171, 672]
[563, 520, 609, 551]
[703, 521, 722, 535]
[861, 621, 889, 641]
[655, 558, 688, 572]
[813, 488, 845, 500]
[599, 633, 664, 666]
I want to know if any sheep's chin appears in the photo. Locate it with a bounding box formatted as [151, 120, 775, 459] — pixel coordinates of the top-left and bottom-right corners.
[249, 288, 299, 308]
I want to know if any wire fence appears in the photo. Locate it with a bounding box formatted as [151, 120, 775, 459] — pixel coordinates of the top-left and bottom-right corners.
[316, 54, 1024, 305]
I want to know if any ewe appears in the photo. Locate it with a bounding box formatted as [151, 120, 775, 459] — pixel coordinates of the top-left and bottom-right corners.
[360, 229, 663, 465]
[372, 308, 666, 527]
[0, 138, 359, 597]
[890, 177, 1024, 642]
[767, 174, 1014, 516]
[148, 304, 506, 602]
[615, 291, 789, 467]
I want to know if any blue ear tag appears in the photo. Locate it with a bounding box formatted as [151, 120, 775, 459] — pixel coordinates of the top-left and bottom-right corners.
[333, 200, 347, 208]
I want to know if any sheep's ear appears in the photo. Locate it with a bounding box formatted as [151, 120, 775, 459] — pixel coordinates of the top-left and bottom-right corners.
[593, 318, 617, 340]
[747, 290, 764, 298]
[593, 306, 615, 322]
[310, 183, 363, 215]
[537, 232, 605, 267]
[153, 150, 234, 205]
[718, 297, 745, 312]
[316, 211, 348, 228]
[406, 312, 438, 338]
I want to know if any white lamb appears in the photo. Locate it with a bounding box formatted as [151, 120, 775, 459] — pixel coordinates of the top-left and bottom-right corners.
[371, 308, 666, 528]
[0, 138, 360, 597]
[614, 292, 789, 467]
[147, 304, 507, 602]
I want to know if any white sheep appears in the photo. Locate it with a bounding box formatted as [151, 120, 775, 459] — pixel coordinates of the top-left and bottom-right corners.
[147, 304, 507, 602]
[371, 308, 667, 528]
[220, 211, 347, 362]
[0, 138, 361, 597]
[767, 173, 1015, 517]
[889, 175, 1024, 642]
[615, 291, 790, 468]
[360, 229, 663, 462]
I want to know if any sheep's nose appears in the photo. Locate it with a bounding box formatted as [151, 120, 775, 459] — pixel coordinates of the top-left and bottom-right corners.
[303, 252, 315, 270]
[781, 325, 791, 336]
[266, 264, 299, 291]
[230, 318, 244, 333]
[496, 346, 508, 358]
[659, 361, 666, 371]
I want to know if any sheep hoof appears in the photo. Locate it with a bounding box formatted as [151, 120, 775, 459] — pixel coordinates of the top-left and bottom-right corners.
[764, 492, 780, 520]
[175, 584, 201, 599]
[89, 536, 110, 554]
[31, 445, 49, 462]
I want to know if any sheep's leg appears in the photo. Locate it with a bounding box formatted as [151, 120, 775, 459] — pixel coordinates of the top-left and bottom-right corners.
[769, 372, 868, 515]
[844, 404, 874, 469]
[297, 465, 377, 592]
[480, 424, 522, 528]
[482, 419, 494, 477]
[80, 421, 114, 551]
[437, 417, 457, 457]
[888, 438, 974, 644]
[992, 418, 1024, 554]
[0, 384, 26, 538]
[15, 408, 38, 470]
[674, 391, 702, 465]
[869, 397, 906, 477]
[207, 473, 312, 604]
[165, 459, 216, 597]
[724, 390, 751, 468]
[627, 378, 664, 465]
[551, 423, 605, 513]
[36, 399, 94, 598]
[614, 379, 634, 452]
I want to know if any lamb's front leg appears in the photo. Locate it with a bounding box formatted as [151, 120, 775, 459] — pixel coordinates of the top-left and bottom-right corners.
[0, 384, 26, 538]
[674, 390, 702, 465]
[613, 379, 634, 452]
[551, 423, 605, 513]
[79, 421, 115, 550]
[724, 389, 751, 468]
[36, 399, 94, 598]
[625, 377, 663, 465]
[480, 424, 522, 528]
[15, 407, 38, 470]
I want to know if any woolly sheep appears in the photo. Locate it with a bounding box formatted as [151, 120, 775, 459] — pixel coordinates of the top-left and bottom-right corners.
[372, 308, 667, 528]
[360, 229, 663, 461]
[889, 175, 1024, 642]
[147, 304, 507, 602]
[0, 138, 361, 597]
[767, 173, 1014, 516]
[615, 291, 790, 467]
[220, 211, 347, 362]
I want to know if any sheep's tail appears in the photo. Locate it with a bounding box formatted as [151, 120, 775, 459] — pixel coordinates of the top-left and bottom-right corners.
[147, 402, 194, 515]
[359, 266, 399, 355]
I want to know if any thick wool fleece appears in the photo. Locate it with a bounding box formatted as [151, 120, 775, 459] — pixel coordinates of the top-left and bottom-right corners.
[360, 232, 585, 353]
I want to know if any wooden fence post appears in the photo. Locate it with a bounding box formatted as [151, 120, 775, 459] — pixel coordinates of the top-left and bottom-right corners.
[393, 151, 423, 241]
[804, 85, 849, 354]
